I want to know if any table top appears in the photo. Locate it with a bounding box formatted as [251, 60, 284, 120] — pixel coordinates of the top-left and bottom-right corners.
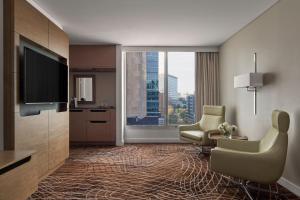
[209, 134, 248, 141]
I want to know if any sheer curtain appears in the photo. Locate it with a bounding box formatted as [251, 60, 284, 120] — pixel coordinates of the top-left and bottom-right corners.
[195, 52, 220, 121]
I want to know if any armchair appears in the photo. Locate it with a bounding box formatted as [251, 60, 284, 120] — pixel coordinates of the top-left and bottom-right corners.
[179, 105, 225, 152]
[210, 110, 290, 199]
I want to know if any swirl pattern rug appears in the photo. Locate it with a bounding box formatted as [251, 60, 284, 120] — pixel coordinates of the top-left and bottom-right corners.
[29, 144, 299, 200]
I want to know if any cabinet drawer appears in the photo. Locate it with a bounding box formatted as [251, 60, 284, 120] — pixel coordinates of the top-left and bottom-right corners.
[88, 110, 110, 121]
[86, 121, 113, 142]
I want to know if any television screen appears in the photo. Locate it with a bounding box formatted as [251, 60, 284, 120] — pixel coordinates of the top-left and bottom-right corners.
[22, 47, 68, 103]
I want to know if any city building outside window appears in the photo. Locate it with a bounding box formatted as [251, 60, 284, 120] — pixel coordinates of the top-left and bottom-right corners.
[125, 51, 195, 126]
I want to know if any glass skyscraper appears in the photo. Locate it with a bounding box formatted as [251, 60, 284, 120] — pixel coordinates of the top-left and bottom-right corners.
[186, 95, 195, 123]
[168, 75, 178, 106]
[146, 52, 160, 116]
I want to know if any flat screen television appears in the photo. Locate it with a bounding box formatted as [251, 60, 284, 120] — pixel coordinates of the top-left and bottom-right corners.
[22, 47, 68, 103]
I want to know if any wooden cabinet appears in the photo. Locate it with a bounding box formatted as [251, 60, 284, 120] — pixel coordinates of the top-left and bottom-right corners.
[5, 0, 70, 183]
[49, 22, 69, 59]
[15, 0, 69, 59]
[48, 110, 69, 170]
[69, 110, 87, 142]
[86, 121, 112, 142]
[70, 109, 116, 144]
[14, 0, 49, 47]
[88, 109, 110, 121]
[14, 112, 49, 178]
[69, 45, 116, 71]
[0, 151, 38, 200]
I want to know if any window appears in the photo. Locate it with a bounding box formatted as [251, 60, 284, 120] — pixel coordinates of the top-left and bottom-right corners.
[126, 52, 165, 126]
[125, 51, 195, 126]
[167, 52, 195, 125]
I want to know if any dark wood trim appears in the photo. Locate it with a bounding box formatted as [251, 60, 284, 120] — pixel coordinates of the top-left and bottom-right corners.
[3, 0, 15, 150]
[73, 74, 96, 104]
[70, 67, 116, 73]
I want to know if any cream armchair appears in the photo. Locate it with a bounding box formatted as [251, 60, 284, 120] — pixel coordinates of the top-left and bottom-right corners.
[210, 110, 290, 199]
[179, 105, 225, 150]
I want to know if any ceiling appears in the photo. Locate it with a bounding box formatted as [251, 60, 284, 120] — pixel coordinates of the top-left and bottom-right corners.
[32, 0, 278, 46]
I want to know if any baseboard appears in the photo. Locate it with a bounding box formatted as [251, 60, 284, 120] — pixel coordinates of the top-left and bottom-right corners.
[278, 177, 300, 197]
[125, 137, 181, 143]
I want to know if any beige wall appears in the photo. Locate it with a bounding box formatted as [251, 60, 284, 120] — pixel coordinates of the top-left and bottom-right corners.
[220, 0, 300, 189]
[70, 72, 116, 107]
[0, 0, 3, 150]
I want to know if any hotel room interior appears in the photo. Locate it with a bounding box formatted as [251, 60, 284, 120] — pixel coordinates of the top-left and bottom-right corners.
[1, 0, 300, 199]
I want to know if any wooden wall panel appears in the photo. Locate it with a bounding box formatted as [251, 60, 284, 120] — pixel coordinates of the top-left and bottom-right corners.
[49, 22, 69, 58]
[48, 110, 69, 170]
[14, 33, 20, 114]
[14, 0, 49, 47]
[4, 0, 16, 150]
[4, 0, 70, 189]
[14, 112, 49, 178]
[13, 32, 20, 73]
[48, 134, 69, 170]
[70, 45, 116, 69]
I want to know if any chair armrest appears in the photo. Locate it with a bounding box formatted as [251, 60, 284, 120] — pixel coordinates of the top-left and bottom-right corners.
[179, 122, 200, 131]
[217, 139, 259, 153]
[210, 148, 281, 183]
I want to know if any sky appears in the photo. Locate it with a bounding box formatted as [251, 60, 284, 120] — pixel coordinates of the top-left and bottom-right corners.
[159, 52, 195, 95]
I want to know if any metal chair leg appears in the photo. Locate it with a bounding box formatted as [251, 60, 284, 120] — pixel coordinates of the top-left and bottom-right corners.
[219, 176, 286, 200]
[245, 183, 286, 200]
[195, 146, 209, 156]
[241, 181, 254, 200]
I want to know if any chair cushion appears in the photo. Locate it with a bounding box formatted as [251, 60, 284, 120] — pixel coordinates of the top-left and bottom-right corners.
[180, 130, 204, 141]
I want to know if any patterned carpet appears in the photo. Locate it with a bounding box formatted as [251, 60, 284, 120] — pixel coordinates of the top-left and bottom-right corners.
[29, 144, 299, 200]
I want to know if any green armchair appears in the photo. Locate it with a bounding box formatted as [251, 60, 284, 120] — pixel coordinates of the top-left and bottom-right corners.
[179, 105, 225, 147]
[210, 110, 290, 199]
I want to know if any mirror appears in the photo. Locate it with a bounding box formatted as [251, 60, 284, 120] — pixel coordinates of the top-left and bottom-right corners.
[74, 75, 96, 104]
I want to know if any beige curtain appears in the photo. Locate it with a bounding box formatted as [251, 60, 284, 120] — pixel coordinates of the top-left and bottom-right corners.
[195, 52, 220, 121]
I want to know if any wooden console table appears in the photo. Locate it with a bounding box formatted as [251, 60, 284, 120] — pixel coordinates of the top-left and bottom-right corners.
[0, 151, 38, 200]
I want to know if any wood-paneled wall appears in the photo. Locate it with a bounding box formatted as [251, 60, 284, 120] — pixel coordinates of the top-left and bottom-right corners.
[4, 0, 70, 179]
[69, 45, 116, 70]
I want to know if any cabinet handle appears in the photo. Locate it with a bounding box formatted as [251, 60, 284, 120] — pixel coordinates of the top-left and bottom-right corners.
[0, 156, 31, 175]
[70, 110, 83, 112]
[90, 110, 107, 112]
[90, 121, 107, 124]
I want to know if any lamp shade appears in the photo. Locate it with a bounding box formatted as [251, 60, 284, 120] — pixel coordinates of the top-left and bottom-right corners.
[234, 73, 263, 88]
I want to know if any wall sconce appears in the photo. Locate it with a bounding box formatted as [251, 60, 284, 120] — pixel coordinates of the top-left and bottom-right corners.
[234, 53, 263, 115]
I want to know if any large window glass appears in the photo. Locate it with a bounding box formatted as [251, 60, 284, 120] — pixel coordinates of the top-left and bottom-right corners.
[126, 52, 165, 125]
[125, 51, 195, 126]
[167, 52, 195, 125]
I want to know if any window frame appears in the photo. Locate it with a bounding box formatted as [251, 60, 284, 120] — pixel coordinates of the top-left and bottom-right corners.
[123, 46, 218, 127]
